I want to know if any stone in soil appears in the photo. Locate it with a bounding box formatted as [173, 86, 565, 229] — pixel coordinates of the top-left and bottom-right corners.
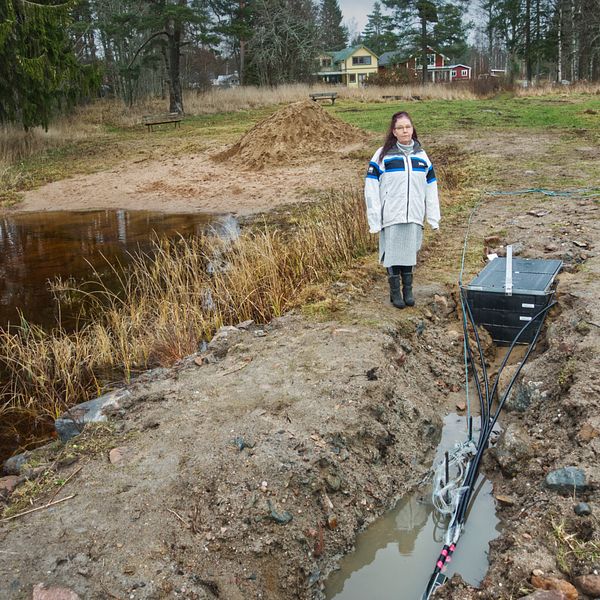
[544, 467, 589, 495]
[574, 574, 600, 597]
[32, 583, 80, 599]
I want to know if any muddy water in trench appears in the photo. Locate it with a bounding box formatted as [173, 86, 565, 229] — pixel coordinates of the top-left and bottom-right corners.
[326, 413, 502, 600]
[0, 209, 228, 462]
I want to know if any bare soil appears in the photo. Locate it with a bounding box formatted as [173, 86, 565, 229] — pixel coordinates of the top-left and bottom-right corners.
[14, 101, 368, 215]
[1, 107, 600, 600]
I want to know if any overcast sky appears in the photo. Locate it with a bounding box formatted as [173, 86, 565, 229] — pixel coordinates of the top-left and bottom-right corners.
[338, 0, 374, 37]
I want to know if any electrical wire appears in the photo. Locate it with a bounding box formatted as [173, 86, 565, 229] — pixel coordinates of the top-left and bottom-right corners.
[421, 201, 560, 600]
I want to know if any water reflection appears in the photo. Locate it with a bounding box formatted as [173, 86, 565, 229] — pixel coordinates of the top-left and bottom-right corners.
[326, 414, 502, 600]
[0, 210, 219, 330]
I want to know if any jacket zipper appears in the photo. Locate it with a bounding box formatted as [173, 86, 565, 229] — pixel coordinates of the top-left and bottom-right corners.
[405, 153, 411, 221]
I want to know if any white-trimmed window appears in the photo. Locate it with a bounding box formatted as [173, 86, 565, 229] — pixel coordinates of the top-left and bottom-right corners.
[451, 70, 456, 78]
[349, 74, 356, 82]
[352, 55, 372, 65]
[321, 57, 332, 67]
[461, 69, 468, 77]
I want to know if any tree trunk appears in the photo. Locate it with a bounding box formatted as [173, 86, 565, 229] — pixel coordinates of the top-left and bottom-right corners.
[421, 15, 428, 84]
[166, 0, 184, 114]
[557, 2, 563, 82]
[525, 0, 532, 82]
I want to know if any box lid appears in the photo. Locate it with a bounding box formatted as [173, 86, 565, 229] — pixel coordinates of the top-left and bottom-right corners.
[465, 257, 562, 295]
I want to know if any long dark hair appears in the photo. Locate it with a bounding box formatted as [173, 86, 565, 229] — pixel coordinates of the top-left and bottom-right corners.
[378, 111, 419, 163]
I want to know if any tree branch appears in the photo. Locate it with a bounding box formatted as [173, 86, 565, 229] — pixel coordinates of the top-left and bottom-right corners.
[128, 30, 169, 69]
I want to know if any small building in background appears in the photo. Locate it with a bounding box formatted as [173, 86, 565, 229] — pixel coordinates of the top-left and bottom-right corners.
[379, 47, 472, 82]
[212, 72, 240, 87]
[315, 45, 378, 87]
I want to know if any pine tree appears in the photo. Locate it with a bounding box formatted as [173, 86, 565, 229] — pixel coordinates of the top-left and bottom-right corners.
[362, 1, 397, 55]
[317, 0, 348, 50]
[433, 2, 471, 61]
[0, 0, 99, 129]
[126, 0, 215, 113]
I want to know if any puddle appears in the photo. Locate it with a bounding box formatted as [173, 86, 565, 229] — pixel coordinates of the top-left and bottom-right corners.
[0, 210, 221, 330]
[325, 413, 501, 600]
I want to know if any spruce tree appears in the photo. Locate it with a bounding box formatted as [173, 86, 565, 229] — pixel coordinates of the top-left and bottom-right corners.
[362, 2, 397, 55]
[317, 0, 348, 50]
[0, 0, 99, 129]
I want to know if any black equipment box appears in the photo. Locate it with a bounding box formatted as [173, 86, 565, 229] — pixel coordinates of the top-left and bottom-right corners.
[464, 257, 562, 344]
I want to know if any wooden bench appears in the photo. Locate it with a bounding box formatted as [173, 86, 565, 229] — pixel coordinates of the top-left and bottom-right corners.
[309, 92, 338, 105]
[142, 113, 182, 131]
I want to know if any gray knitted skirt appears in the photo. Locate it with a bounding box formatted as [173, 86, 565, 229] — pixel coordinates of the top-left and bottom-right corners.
[379, 222, 423, 267]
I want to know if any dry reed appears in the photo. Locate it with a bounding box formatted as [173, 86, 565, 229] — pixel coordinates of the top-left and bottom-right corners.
[514, 80, 600, 97]
[0, 190, 375, 427]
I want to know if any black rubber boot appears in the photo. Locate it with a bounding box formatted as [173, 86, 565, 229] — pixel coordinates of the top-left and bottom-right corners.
[401, 268, 415, 307]
[387, 267, 405, 309]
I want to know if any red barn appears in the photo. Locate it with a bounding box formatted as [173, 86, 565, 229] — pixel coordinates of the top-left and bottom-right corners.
[378, 47, 472, 82]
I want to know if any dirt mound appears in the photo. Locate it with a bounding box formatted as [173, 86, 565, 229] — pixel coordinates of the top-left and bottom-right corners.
[215, 100, 367, 169]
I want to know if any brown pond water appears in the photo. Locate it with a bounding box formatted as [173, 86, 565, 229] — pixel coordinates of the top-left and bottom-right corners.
[0, 210, 226, 330]
[0, 209, 228, 462]
[325, 413, 502, 600]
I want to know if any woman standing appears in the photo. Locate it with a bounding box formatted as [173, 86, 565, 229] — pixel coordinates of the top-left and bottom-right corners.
[364, 111, 440, 308]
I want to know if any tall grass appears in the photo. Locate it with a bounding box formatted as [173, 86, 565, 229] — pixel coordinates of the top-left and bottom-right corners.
[515, 80, 600, 97]
[0, 190, 375, 429]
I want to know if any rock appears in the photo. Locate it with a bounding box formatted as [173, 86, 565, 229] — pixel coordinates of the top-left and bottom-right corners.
[326, 515, 338, 529]
[207, 325, 240, 358]
[495, 494, 516, 506]
[267, 500, 293, 524]
[544, 243, 559, 253]
[574, 574, 600, 596]
[432, 294, 454, 317]
[530, 574, 578, 600]
[232, 436, 255, 451]
[236, 319, 254, 330]
[577, 422, 599, 443]
[501, 370, 546, 413]
[0, 475, 21, 494]
[484, 235, 502, 245]
[544, 467, 589, 495]
[325, 474, 341, 492]
[574, 502, 592, 516]
[490, 423, 533, 477]
[519, 591, 569, 599]
[55, 388, 131, 442]
[2, 451, 31, 475]
[32, 583, 80, 599]
[455, 401, 466, 412]
[108, 446, 134, 465]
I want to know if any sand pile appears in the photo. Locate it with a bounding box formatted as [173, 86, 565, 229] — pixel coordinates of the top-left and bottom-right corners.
[215, 100, 367, 169]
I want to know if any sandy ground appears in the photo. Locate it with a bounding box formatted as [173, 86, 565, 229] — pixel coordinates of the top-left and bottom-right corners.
[14, 147, 366, 215]
[2, 118, 600, 600]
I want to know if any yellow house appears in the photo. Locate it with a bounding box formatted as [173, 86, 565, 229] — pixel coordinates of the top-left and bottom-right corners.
[315, 45, 378, 87]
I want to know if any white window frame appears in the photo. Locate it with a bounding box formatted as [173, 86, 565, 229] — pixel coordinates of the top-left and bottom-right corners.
[451, 70, 457, 78]
[461, 69, 468, 77]
[352, 55, 372, 66]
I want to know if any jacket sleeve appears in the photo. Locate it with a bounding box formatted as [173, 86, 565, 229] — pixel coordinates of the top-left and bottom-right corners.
[424, 157, 441, 230]
[364, 149, 383, 234]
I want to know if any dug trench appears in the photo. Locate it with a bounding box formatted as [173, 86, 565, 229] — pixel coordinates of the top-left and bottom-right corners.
[1, 122, 599, 598]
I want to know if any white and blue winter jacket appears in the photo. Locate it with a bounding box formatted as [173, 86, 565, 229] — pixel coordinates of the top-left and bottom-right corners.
[364, 142, 441, 234]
